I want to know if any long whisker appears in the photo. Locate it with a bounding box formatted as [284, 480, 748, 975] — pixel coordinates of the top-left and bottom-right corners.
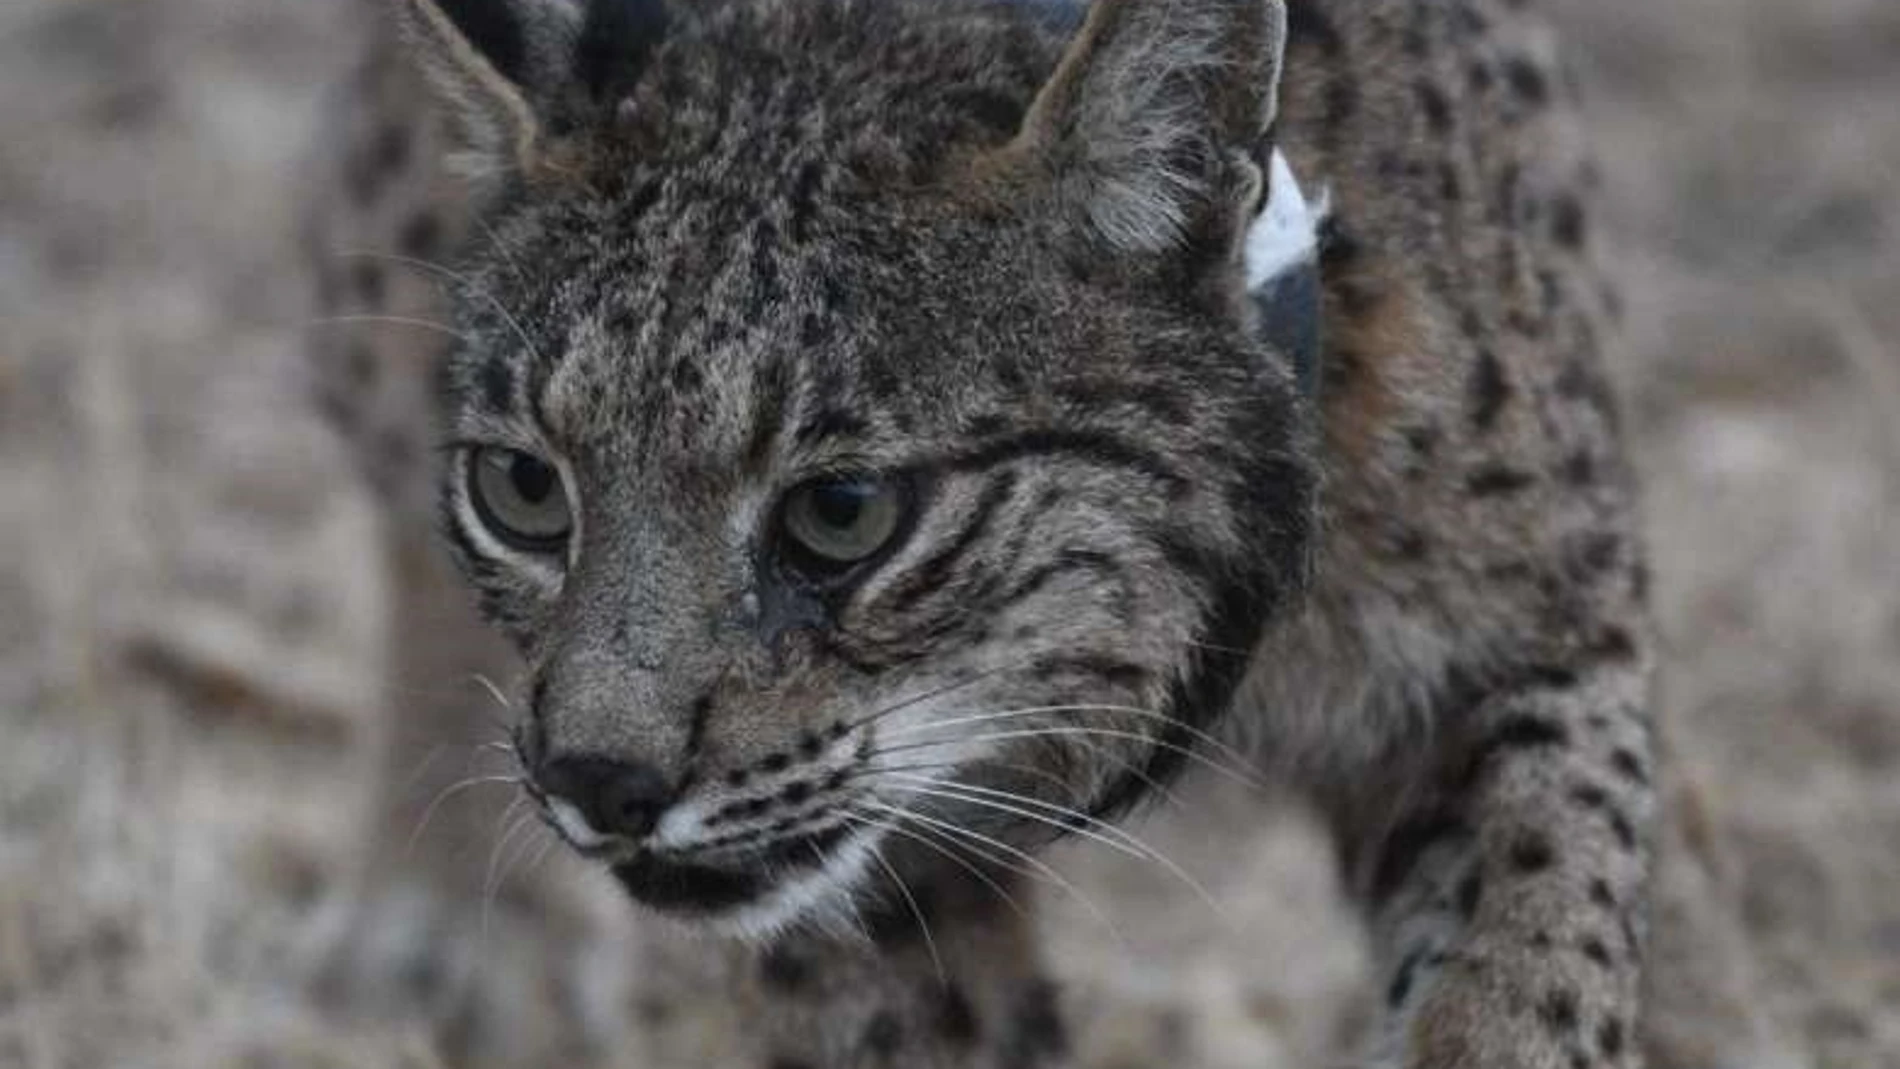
[885, 776, 1147, 862]
[847, 804, 1055, 894]
[305, 314, 474, 343]
[470, 673, 516, 713]
[404, 774, 522, 857]
[839, 658, 1034, 736]
[884, 773, 1231, 924]
[1184, 638, 1256, 659]
[834, 759, 966, 783]
[871, 727, 1267, 792]
[861, 836, 946, 988]
[858, 799, 1128, 953]
[836, 810, 1030, 923]
[880, 702, 1256, 773]
[335, 249, 545, 367]
[471, 216, 529, 286]
[480, 804, 538, 941]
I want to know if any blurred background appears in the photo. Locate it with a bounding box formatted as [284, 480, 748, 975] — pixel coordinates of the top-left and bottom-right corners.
[1, 0, 1897, 1066]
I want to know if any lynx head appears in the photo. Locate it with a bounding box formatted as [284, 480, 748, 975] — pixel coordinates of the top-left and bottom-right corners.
[403, 0, 1313, 937]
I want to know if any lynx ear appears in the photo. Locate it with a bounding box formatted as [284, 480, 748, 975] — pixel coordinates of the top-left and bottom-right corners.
[1013, 0, 1287, 260]
[395, 0, 668, 183]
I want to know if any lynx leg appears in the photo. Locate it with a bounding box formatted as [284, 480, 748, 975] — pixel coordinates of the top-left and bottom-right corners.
[1346, 660, 1656, 1069]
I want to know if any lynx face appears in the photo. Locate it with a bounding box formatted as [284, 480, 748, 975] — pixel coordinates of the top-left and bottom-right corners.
[413, 0, 1313, 934]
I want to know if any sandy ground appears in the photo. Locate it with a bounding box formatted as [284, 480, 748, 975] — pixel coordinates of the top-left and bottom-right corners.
[2, 1, 1897, 1067]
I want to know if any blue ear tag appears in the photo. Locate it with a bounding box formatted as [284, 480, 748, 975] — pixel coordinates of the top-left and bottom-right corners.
[1244, 150, 1329, 398]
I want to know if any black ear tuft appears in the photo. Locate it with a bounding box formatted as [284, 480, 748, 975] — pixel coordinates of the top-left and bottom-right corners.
[577, 0, 670, 102]
[437, 0, 530, 85]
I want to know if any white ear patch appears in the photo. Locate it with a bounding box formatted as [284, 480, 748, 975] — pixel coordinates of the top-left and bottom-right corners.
[1244, 149, 1329, 290]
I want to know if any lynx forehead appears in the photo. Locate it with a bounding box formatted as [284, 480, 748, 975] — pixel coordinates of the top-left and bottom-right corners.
[303, 0, 1739, 1063]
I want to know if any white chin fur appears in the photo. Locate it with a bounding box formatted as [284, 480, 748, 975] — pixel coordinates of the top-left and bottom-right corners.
[683, 824, 889, 943]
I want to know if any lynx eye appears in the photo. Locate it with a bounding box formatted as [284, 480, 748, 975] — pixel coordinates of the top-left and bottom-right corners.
[467, 447, 572, 553]
[778, 477, 904, 579]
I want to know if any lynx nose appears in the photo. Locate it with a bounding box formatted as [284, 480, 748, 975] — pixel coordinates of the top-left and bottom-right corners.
[537, 755, 672, 843]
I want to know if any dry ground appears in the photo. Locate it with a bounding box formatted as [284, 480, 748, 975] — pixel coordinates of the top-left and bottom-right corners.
[2, 1, 1897, 1067]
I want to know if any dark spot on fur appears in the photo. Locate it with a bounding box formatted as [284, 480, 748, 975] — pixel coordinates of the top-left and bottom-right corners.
[1610, 748, 1650, 787]
[1388, 948, 1427, 1007]
[399, 211, 445, 258]
[1570, 782, 1612, 810]
[1589, 877, 1617, 910]
[1581, 935, 1613, 968]
[1573, 531, 1618, 577]
[1469, 348, 1512, 431]
[758, 752, 790, 774]
[1608, 809, 1638, 850]
[1417, 81, 1454, 133]
[1439, 161, 1464, 203]
[938, 985, 980, 1046]
[1540, 987, 1581, 1033]
[1551, 194, 1587, 249]
[1599, 1017, 1626, 1056]
[725, 768, 750, 788]
[1456, 869, 1485, 917]
[1466, 465, 1537, 496]
[1493, 715, 1572, 751]
[1505, 57, 1552, 107]
[1509, 833, 1557, 874]
[779, 781, 812, 805]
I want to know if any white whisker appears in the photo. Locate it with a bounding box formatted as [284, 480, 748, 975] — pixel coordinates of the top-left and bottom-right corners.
[880, 702, 1256, 772]
[837, 810, 1030, 923]
[884, 773, 1231, 925]
[873, 727, 1266, 792]
[859, 799, 1128, 954]
[863, 837, 946, 988]
[404, 774, 521, 857]
[335, 248, 546, 368]
[305, 314, 473, 343]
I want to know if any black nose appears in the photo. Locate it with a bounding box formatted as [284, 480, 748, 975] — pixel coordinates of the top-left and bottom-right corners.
[537, 756, 672, 839]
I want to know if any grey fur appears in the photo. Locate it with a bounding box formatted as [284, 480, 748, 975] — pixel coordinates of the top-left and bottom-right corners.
[305, 0, 1717, 1065]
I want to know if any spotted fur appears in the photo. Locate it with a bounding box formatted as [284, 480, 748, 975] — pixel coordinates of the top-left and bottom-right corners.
[304, 0, 1762, 1066]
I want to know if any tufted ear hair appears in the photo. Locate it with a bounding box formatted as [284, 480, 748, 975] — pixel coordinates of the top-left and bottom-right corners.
[394, 0, 668, 184]
[1011, 0, 1287, 263]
